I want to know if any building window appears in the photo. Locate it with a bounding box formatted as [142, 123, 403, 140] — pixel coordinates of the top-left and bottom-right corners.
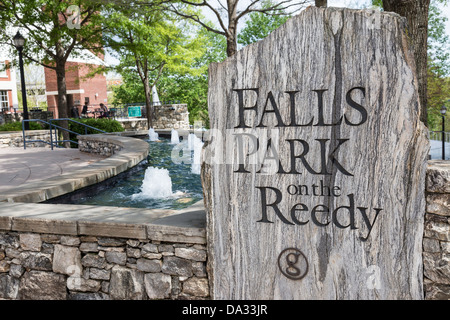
[0, 91, 9, 111]
[0, 62, 6, 77]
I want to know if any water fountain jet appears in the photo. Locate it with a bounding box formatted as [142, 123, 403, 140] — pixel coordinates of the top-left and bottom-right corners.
[132, 167, 173, 199]
[148, 128, 159, 141]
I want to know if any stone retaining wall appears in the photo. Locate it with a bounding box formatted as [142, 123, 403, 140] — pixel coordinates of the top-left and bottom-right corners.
[0, 231, 208, 300]
[113, 104, 190, 131]
[423, 160, 450, 300]
[153, 104, 190, 130]
[0, 111, 53, 126]
[0, 130, 51, 148]
[78, 135, 123, 156]
[116, 119, 148, 132]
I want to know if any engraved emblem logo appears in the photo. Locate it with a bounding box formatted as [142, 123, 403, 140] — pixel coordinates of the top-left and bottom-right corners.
[277, 248, 308, 280]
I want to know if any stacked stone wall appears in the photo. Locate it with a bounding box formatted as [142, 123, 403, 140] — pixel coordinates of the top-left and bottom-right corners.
[423, 161, 450, 300]
[0, 111, 53, 125]
[0, 130, 51, 148]
[153, 104, 190, 130]
[78, 137, 122, 156]
[0, 231, 209, 300]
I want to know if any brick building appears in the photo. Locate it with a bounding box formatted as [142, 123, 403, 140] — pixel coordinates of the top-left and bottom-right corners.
[44, 51, 108, 118]
[0, 54, 19, 113]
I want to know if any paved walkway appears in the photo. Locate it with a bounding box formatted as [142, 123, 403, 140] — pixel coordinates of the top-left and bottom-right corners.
[0, 147, 106, 194]
[430, 140, 450, 160]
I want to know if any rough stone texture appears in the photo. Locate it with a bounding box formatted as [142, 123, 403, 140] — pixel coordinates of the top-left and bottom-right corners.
[21, 252, 52, 271]
[136, 258, 162, 273]
[19, 233, 42, 252]
[68, 292, 110, 300]
[152, 104, 190, 130]
[204, 6, 428, 299]
[423, 161, 450, 300]
[424, 280, 450, 300]
[53, 244, 82, 276]
[127, 247, 141, 258]
[0, 111, 53, 127]
[0, 260, 9, 273]
[162, 256, 193, 277]
[426, 161, 450, 193]
[9, 264, 25, 278]
[98, 237, 126, 247]
[175, 247, 207, 262]
[67, 277, 101, 292]
[0, 274, 19, 299]
[105, 251, 127, 266]
[0, 229, 209, 300]
[182, 277, 209, 297]
[109, 266, 145, 300]
[423, 252, 450, 285]
[81, 253, 106, 269]
[144, 273, 172, 299]
[80, 242, 99, 252]
[117, 119, 148, 132]
[18, 271, 66, 300]
[0, 130, 52, 148]
[78, 139, 122, 157]
[89, 268, 111, 281]
[0, 233, 19, 248]
[426, 193, 450, 216]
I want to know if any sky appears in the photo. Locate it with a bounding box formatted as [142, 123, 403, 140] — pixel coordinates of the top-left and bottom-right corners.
[328, 0, 450, 36]
[106, 0, 450, 72]
[200, 0, 450, 39]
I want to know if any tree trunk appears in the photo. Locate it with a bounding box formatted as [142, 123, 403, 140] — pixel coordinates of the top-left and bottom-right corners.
[315, 0, 327, 7]
[226, 33, 238, 57]
[382, 0, 430, 126]
[143, 78, 153, 129]
[55, 62, 70, 148]
[226, 1, 238, 57]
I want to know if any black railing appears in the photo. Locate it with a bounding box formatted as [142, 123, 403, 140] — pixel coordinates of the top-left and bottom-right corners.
[429, 130, 450, 143]
[22, 118, 106, 150]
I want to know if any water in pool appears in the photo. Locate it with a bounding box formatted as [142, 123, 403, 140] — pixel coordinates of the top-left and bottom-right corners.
[73, 135, 204, 210]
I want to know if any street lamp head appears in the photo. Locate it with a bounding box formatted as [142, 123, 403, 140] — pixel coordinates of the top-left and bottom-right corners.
[13, 31, 25, 49]
[441, 104, 447, 116]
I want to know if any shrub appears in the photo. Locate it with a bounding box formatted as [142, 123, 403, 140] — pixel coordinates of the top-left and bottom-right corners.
[67, 118, 124, 147]
[68, 118, 124, 135]
[0, 121, 46, 131]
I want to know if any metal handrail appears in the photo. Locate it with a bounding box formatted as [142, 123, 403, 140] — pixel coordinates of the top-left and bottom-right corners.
[429, 130, 450, 143]
[22, 118, 107, 150]
[22, 119, 54, 149]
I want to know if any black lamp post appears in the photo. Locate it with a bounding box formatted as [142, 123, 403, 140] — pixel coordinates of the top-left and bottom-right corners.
[441, 104, 447, 160]
[13, 31, 29, 130]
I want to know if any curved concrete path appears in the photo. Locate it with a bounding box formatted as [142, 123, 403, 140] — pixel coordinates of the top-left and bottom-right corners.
[0, 147, 106, 193]
[0, 133, 206, 244]
[0, 134, 149, 203]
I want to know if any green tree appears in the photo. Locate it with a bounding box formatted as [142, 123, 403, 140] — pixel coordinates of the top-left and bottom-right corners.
[161, 0, 308, 57]
[237, 0, 290, 47]
[0, 0, 106, 142]
[428, 0, 450, 76]
[372, 0, 431, 126]
[427, 0, 450, 132]
[111, 71, 146, 105]
[157, 28, 227, 127]
[372, 0, 450, 129]
[104, 5, 206, 128]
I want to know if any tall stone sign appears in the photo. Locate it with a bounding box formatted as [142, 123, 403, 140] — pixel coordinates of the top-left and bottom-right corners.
[202, 7, 429, 299]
